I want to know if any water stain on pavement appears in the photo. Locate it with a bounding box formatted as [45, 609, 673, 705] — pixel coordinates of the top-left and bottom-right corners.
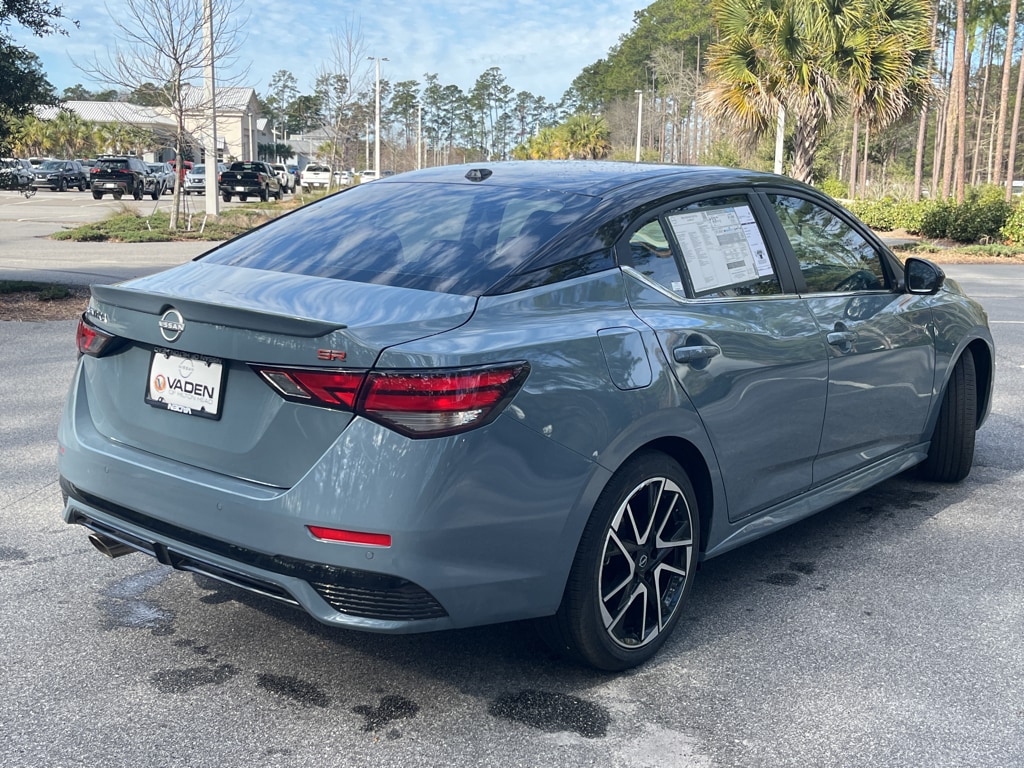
[98, 568, 175, 635]
[257, 673, 331, 708]
[489, 690, 610, 739]
[0, 545, 29, 561]
[352, 695, 419, 732]
[150, 663, 238, 693]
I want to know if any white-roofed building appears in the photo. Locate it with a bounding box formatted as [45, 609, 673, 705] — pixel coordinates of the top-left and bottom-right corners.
[37, 86, 265, 164]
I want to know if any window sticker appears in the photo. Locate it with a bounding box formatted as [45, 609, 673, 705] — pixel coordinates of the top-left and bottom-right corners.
[668, 206, 774, 295]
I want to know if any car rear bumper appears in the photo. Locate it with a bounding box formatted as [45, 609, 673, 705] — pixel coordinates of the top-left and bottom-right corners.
[57, 362, 600, 632]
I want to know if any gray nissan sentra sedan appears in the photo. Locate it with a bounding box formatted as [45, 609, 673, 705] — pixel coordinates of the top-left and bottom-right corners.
[59, 161, 994, 670]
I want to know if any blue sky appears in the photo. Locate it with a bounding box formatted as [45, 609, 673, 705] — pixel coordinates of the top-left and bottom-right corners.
[17, 0, 640, 103]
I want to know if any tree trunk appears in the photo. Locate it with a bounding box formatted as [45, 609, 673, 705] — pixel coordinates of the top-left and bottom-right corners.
[790, 109, 819, 185]
[1006, 39, 1024, 201]
[774, 105, 785, 175]
[860, 120, 871, 198]
[953, 0, 968, 203]
[942, 0, 966, 200]
[970, 25, 993, 186]
[849, 110, 860, 197]
[994, 0, 1018, 188]
[914, 3, 940, 203]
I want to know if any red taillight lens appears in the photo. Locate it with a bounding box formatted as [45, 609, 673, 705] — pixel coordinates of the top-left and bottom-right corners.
[307, 525, 391, 547]
[254, 368, 365, 408]
[76, 316, 116, 357]
[360, 363, 530, 438]
[252, 362, 529, 438]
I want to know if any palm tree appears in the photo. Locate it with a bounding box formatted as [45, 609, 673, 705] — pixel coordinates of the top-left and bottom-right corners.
[560, 114, 611, 160]
[703, 0, 930, 185]
[846, 0, 932, 197]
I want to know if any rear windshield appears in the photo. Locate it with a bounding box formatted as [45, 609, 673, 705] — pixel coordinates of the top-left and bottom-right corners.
[228, 162, 264, 173]
[96, 159, 129, 170]
[201, 181, 599, 295]
[304, 165, 329, 173]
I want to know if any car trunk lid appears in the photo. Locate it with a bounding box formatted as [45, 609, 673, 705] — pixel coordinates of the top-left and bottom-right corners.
[80, 261, 477, 487]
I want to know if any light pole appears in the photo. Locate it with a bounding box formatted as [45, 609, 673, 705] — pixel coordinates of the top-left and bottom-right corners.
[634, 89, 643, 163]
[368, 56, 388, 177]
[202, 0, 218, 216]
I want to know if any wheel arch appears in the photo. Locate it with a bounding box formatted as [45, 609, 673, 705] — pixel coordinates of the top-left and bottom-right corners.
[611, 435, 716, 557]
[966, 337, 994, 429]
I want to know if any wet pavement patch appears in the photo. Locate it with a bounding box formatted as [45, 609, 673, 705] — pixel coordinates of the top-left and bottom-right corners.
[0, 545, 28, 561]
[98, 568, 176, 634]
[257, 673, 331, 708]
[763, 572, 801, 586]
[150, 663, 238, 694]
[351, 695, 419, 732]
[488, 690, 610, 738]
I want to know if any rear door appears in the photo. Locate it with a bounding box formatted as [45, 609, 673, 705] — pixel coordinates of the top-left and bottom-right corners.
[621, 191, 828, 522]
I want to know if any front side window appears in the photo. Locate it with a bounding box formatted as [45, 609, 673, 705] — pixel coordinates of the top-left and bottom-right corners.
[769, 194, 888, 293]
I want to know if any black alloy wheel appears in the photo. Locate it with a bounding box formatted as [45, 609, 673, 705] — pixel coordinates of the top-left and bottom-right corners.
[542, 451, 700, 670]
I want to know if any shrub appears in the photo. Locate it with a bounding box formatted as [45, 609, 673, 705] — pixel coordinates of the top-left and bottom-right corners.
[818, 177, 848, 200]
[1001, 200, 1024, 244]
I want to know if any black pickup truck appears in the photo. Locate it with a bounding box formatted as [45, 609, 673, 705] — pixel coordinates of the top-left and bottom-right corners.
[218, 161, 283, 202]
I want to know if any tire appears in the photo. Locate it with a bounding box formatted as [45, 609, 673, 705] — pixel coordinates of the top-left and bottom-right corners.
[92, 191, 103, 200]
[133, 184, 142, 201]
[540, 451, 700, 671]
[58, 178, 67, 192]
[78, 181, 86, 192]
[150, 186, 160, 200]
[222, 192, 232, 203]
[113, 192, 123, 200]
[259, 186, 268, 202]
[238, 194, 248, 202]
[274, 186, 283, 200]
[919, 348, 977, 482]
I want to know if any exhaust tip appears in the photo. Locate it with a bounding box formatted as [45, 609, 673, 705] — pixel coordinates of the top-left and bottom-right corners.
[88, 532, 137, 559]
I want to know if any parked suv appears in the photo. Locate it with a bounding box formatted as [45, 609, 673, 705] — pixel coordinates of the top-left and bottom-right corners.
[90, 156, 149, 200]
[30, 159, 88, 191]
[1, 158, 33, 187]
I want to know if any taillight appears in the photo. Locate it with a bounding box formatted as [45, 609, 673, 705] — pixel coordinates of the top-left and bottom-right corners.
[360, 365, 530, 437]
[255, 368, 364, 408]
[250, 362, 529, 438]
[76, 316, 117, 357]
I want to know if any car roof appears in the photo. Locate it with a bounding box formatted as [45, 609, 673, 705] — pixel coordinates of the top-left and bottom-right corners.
[376, 160, 794, 197]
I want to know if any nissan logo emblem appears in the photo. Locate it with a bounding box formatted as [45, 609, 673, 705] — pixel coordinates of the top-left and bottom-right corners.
[159, 308, 185, 342]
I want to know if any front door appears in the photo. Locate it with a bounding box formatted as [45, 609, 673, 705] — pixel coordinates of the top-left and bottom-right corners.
[765, 193, 935, 484]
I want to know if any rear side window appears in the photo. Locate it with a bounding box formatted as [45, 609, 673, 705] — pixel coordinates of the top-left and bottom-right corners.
[202, 182, 598, 295]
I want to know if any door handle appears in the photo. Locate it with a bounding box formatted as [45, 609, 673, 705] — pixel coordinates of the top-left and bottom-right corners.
[673, 345, 720, 364]
[826, 331, 857, 347]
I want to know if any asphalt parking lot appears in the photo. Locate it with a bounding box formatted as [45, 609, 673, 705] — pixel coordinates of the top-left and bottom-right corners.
[1, 191, 1023, 766]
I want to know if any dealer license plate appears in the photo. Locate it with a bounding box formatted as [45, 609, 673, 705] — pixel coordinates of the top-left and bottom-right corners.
[145, 348, 225, 419]
[235, 186, 246, 192]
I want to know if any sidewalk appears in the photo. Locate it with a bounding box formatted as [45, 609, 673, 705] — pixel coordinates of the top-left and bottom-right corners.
[0, 220, 217, 286]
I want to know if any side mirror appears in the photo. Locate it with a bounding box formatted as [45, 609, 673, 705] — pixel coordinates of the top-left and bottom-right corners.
[905, 257, 945, 295]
